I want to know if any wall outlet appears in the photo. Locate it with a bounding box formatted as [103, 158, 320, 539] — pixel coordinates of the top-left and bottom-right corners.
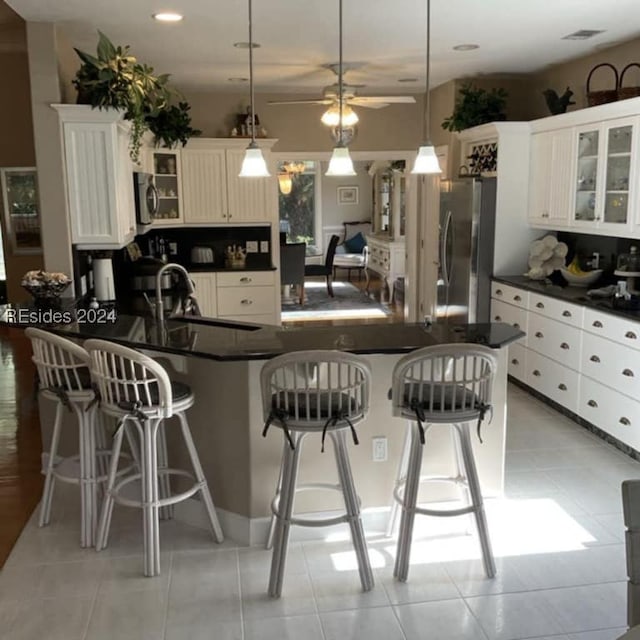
[260, 240, 269, 253]
[372, 437, 388, 462]
[169, 242, 178, 255]
[246, 240, 258, 253]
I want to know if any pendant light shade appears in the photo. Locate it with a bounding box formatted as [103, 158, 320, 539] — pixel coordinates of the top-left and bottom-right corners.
[411, 0, 441, 175]
[325, 0, 355, 177]
[277, 172, 293, 195]
[240, 0, 270, 178]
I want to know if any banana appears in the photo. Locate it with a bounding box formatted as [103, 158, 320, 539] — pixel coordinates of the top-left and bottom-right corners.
[567, 257, 585, 275]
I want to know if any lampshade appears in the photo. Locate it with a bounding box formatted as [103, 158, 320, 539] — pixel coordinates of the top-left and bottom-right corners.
[411, 144, 442, 175]
[321, 104, 359, 127]
[239, 143, 270, 177]
[326, 145, 356, 176]
[278, 172, 293, 195]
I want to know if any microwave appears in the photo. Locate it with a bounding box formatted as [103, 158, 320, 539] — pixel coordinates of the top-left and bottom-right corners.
[133, 172, 159, 225]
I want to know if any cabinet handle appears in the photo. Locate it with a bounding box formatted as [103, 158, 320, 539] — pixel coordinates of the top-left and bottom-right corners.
[620, 417, 631, 426]
[592, 320, 603, 328]
[514, 295, 522, 302]
[536, 302, 545, 309]
[562, 310, 572, 318]
[623, 368, 635, 377]
[240, 299, 253, 305]
[494, 315, 502, 321]
[532, 369, 541, 377]
[535, 331, 544, 338]
[590, 355, 600, 363]
[626, 331, 637, 340]
[560, 342, 570, 350]
[558, 383, 567, 391]
[240, 277, 253, 283]
[228, 214, 233, 219]
[514, 323, 520, 329]
[587, 399, 598, 408]
[511, 358, 519, 365]
[495, 289, 503, 296]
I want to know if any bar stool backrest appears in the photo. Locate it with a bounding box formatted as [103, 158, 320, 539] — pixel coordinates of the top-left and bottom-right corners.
[260, 350, 372, 427]
[84, 339, 173, 418]
[25, 327, 91, 397]
[391, 344, 497, 423]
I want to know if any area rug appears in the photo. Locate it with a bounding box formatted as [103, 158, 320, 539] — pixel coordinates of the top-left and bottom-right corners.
[281, 281, 392, 321]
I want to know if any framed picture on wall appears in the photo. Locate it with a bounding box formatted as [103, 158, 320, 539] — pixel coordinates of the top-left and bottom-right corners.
[337, 186, 359, 205]
[0, 167, 42, 255]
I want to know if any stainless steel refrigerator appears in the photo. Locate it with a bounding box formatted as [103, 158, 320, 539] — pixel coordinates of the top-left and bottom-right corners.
[436, 177, 497, 324]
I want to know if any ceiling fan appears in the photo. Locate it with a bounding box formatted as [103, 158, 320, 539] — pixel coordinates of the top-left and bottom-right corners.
[268, 64, 416, 125]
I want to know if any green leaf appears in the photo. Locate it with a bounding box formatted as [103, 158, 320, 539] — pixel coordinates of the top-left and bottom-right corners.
[96, 31, 117, 61]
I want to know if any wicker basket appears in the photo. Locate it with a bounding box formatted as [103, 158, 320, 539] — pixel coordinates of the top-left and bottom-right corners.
[618, 63, 640, 100]
[586, 63, 619, 106]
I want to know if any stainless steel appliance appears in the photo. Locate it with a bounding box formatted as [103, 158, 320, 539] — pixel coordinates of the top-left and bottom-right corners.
[133, 172, 159, 225]
[437, 177, 496, 324]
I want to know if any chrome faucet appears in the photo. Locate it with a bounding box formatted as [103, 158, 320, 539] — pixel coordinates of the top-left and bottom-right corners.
[153, 263, 200, 322]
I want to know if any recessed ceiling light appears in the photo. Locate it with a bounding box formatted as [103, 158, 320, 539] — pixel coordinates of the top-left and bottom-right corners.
[152, 12, 184, 22]
[234, 41, 261, 49]
[453, 44, 479, 51]
[562, 30, 605, 40]
[398, 78, 418, 83]
[228, 77, 248, 83]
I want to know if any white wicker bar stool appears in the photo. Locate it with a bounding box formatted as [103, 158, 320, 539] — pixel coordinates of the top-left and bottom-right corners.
[85, 339, 223, 577]
[261, 350, 374, 598]
[389, 344, 498, 582]
[26, 328, 114, 548]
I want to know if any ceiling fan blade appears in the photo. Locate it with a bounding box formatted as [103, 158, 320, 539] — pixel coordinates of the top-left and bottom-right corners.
[268, 98, 333, 106]
[350, 96, 416, 105]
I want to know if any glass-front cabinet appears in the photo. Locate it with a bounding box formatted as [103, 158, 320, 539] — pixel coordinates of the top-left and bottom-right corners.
[153, 150, 183, 224]
[371, 161, 406, 241]
[573, 118, 636, 233]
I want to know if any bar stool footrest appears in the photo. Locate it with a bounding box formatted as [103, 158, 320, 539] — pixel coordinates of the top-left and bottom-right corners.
[50, 450, 135, 485]
[110, 468, 199, 509]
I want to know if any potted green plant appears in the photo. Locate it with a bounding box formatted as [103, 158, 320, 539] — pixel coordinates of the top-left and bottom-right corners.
[442, 83, 508, 132]
[72, 31, 172, 162]
[145, 101, 202, 149]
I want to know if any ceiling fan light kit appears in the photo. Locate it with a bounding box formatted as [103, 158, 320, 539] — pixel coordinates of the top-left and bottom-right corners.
[321, 103, 359, 127]
[411, 0, 442, 175]
[239, 0, 270, 178]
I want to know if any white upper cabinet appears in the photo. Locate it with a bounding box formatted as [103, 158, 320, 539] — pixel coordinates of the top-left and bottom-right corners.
[528, 128, 573, 227]
[55, 105, 136, 249]
[181, 148, 227, 223]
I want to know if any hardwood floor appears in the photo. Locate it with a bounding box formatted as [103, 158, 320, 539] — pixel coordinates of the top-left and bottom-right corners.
[0, 327, 42, 568]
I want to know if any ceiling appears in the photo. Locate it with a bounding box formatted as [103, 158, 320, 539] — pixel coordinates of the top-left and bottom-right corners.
[5, 0, 640, 93]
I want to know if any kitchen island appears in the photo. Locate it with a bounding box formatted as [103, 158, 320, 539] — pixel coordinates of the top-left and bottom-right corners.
[2, 306, 523, 543]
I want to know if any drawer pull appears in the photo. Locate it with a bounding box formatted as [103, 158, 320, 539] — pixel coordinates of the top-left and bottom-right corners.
[562, 310, 572, 318]
[587, 399, 598, 408]
[590, 355, 600, 363]
[495, 289, 503, 296]
[535, 331, 544, 338]
[240, 299, 253, 305]
[532, 369, 541, 377]
[626, 331, 637, 340]
[494, 315, 502, 321]
[511, 358, 519, 365]
[240, 277, 253, 283]
[513, 323, 520, 329]
[514, 295, 522, 302]
[592, 320, 603, 328]
[558, 383, 567, 391]
[623, 368, 635, 377]
[620, 417, 631, 426]
[536, 302, 545, 309]
[560, 342, 569, 350]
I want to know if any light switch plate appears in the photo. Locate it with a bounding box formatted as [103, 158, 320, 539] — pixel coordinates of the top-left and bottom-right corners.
[246, 241, 258, 253]
[260, 240, 269, 253]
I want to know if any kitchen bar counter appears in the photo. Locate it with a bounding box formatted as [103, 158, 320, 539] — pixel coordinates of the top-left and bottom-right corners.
[7, 306, 520, 543]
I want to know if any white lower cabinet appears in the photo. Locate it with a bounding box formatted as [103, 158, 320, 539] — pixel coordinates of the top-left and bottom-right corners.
[190, 273, 217, 318]
[526, 312, 582, 371]
[526, 349, 579, 414]
[507, 342, 527, 379]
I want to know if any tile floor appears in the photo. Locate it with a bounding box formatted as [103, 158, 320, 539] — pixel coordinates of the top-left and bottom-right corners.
[0, 383, 637, 640]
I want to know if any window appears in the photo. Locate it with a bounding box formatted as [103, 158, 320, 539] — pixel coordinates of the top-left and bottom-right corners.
[278, 161, 319, 252]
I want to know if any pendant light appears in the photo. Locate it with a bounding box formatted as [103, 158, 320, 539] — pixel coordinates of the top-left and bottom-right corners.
[411, 0, 442, 174]
[326, 0, 356, 177]
[239, 0, 270, 177]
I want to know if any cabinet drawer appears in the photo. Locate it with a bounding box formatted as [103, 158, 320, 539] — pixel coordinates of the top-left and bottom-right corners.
[526, 313, 582, 371]
[579, 376, 640, 451]
[491, 282, 528, 308]
[217, 286, 275, 316]
[217, 271, 275, 288]
[583, 308, 640, 350]
[582, 331, 640, 399]
[528, 292, 584, 326]
[507, 342, 527, 381]
[491, 299, 528, 333]
[526, 350, 579, 414]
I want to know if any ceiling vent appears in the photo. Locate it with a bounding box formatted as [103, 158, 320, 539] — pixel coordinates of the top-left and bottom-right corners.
[562, 30, 605, 40]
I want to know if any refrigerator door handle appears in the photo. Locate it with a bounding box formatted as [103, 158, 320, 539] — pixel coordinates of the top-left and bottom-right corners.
[441, 209, 453, 287]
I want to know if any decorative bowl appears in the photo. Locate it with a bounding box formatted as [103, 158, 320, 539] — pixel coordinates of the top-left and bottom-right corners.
[559, 268, 603, 287]
[21, 270, 72, 302]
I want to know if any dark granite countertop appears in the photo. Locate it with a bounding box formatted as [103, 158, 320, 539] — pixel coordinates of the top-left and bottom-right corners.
[184, 264, 277, 273]
[493, 275, 640, 320]
[0, 302, 523, 361]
